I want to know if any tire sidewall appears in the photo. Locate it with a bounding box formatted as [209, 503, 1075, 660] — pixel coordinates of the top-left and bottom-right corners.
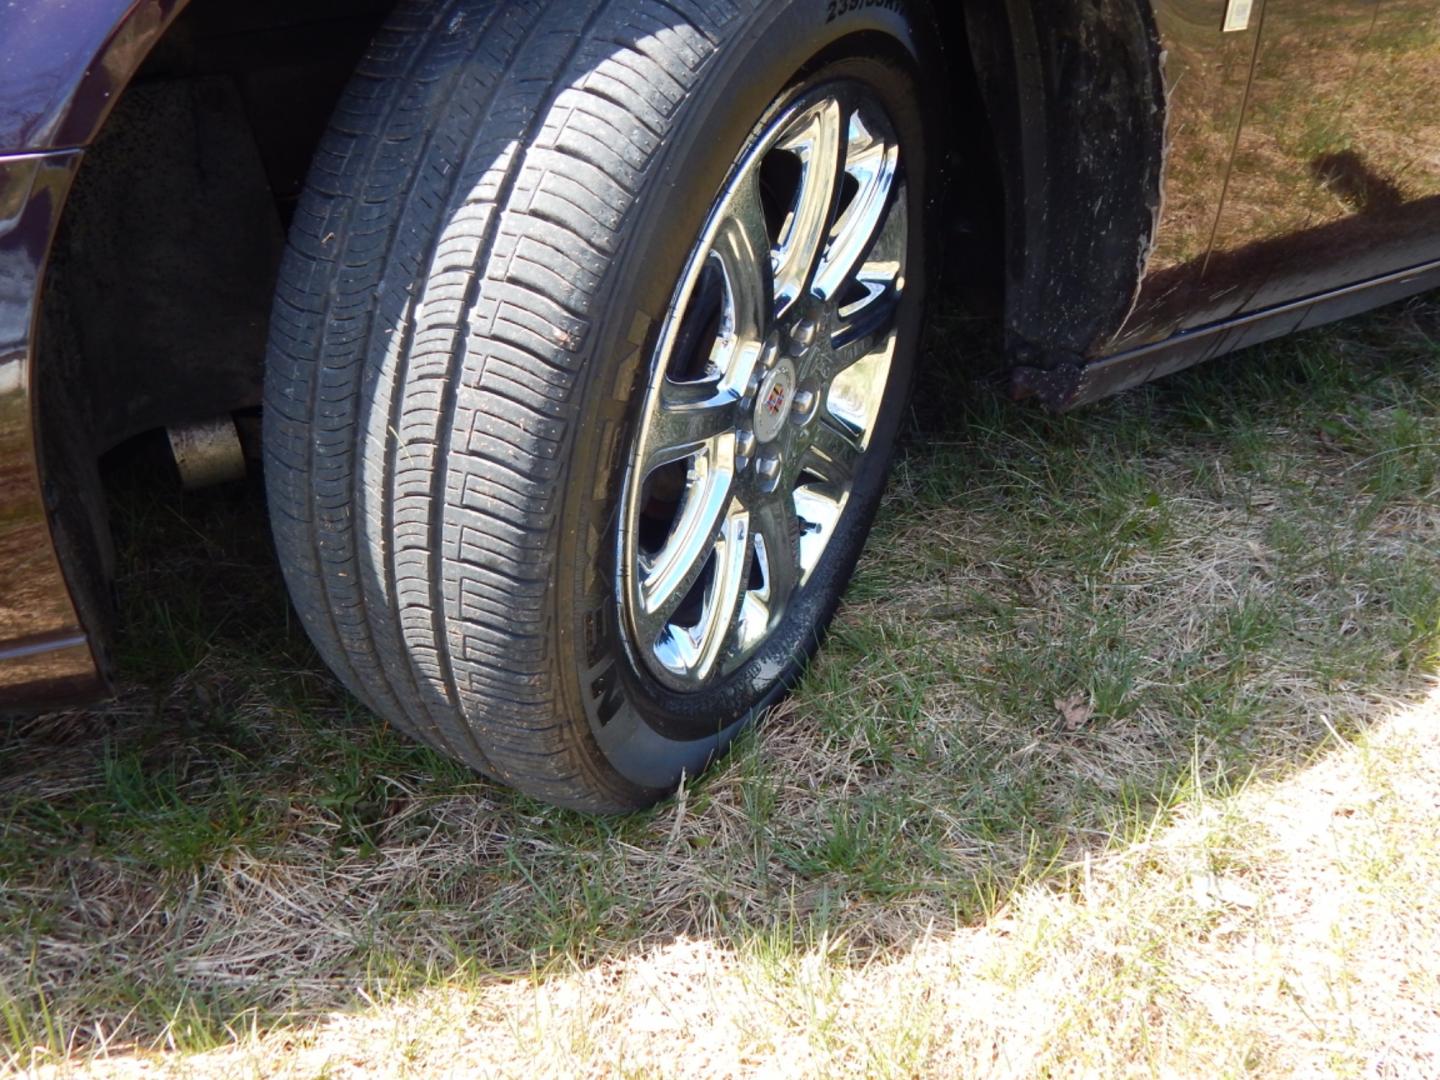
[554, 0, 937, 793]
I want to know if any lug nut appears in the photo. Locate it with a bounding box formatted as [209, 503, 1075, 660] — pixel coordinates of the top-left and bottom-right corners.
[736, 428, 757, 461]
[791, 389, 817, 422]
[746, 367, 764, 398]
[760, 336, 781, 371]
[756, 454, 782, 490]
[788, 317, 819, 355]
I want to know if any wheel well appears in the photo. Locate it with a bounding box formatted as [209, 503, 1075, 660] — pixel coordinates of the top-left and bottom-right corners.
[39, 0, 394, 456]
[34, 0, 394, 676]
[931, 3, 1008, 366]
[920, 0, 1168, 379]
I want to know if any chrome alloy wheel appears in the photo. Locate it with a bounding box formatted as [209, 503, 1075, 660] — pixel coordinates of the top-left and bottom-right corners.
[620, 83, 910, 692]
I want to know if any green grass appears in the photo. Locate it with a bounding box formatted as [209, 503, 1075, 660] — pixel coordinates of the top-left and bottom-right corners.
[1, 292, 1438, 1076]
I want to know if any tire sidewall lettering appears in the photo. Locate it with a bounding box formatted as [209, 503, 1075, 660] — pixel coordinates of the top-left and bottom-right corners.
[826, 0, 910, 24]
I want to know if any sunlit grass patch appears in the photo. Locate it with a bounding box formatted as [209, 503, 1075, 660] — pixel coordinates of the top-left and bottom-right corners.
[1, 293, 1438, 1076]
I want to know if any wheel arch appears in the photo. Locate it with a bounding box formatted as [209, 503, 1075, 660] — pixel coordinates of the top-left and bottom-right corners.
[18, 0, 390, 698]
[0, 1, 191, 154]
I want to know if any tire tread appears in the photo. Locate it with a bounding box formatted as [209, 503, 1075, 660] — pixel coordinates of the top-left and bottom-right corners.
[266, 0, 736, 809]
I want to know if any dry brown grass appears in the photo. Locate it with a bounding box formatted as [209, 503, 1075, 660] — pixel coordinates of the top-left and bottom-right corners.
[2, 293, 1438, 1077]
[38, 683, 1440, 1080]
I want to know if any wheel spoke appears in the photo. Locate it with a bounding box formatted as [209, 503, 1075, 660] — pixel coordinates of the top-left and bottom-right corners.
[821, 330, 896, 455]
[813, 112, 900, 303]
[793, 485, 846, 582]
[640, 384, 738, 475]
[802, 417, 864, 488]
[825, 173, 907, 370]
[637, 448, 736, 640]
[774, 98, 845, 315]
[713, 171, 776, 356]
[752, 494, 801, 614]
[821, 282, 900, 383]
[678, 505, 751, 682]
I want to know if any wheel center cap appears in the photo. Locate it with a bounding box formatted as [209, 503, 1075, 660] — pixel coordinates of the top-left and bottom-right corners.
[753, 359, 798, 443]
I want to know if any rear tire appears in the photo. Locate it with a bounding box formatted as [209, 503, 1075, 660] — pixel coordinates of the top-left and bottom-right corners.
[264, 0, 937, 811]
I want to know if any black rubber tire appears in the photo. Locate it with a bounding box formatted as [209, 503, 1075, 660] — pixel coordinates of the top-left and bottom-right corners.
[264, 0, 937, 812]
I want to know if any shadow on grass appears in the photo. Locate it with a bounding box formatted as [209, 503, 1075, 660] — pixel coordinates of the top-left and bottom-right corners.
[1, 293, 1437, 1058]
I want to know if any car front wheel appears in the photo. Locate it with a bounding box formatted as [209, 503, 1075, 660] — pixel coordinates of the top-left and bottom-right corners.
[264, 0, 936, 811]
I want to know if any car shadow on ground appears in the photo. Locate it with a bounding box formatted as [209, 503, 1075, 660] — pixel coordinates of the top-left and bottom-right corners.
[1, 292, 1436, 1057]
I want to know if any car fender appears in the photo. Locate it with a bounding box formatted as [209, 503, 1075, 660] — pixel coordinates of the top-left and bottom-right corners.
[0, 0, 188, 154]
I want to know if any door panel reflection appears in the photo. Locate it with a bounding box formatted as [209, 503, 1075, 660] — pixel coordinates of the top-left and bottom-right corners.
[1124, 0, 1440, 349]
[0, 153, 99, 699]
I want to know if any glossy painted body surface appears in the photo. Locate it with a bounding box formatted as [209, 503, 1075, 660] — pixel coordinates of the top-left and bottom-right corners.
[0, 0, 185, 153]
[0, 151, 98, 703]
[1118, 0, 1440, 350]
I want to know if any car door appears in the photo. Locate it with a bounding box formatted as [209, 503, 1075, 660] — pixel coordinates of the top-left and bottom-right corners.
[1197, 0, 1440, 319]
[1120, 0, 1440, 353]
